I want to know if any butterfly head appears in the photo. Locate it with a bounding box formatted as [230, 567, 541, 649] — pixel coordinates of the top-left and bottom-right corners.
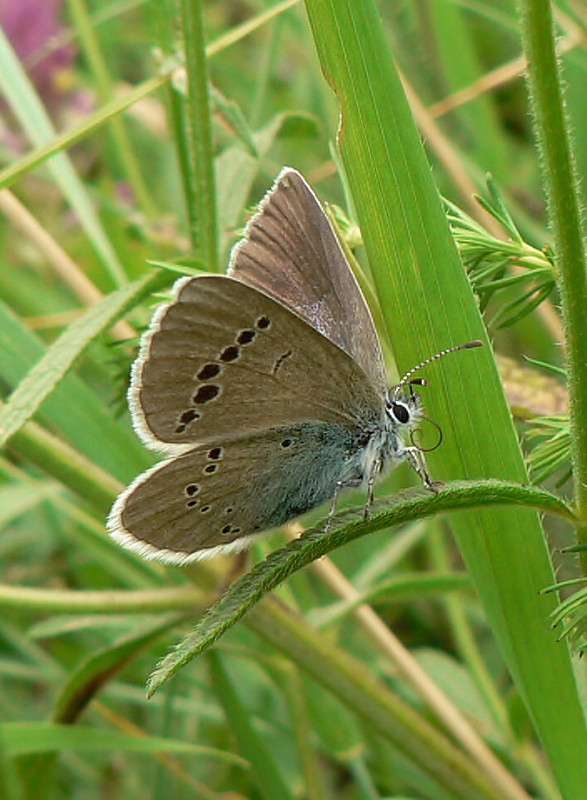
[386, 340, 483, 451]
[386, 384, 424, 431]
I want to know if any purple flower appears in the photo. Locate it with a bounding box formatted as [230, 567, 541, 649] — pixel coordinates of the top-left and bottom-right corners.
[0, 0, 76, 107]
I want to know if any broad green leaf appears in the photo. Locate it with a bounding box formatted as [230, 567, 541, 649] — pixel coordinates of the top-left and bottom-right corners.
[303, 1, 587, 794]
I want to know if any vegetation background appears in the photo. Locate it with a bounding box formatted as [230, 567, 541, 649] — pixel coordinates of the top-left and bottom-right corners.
[0, 0, 586, 798]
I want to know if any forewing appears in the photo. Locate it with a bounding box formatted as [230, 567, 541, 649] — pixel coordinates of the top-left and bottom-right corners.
[108, 423, 361, 564]
[228, 168, 387, 391]
[131, 275, 385, 451]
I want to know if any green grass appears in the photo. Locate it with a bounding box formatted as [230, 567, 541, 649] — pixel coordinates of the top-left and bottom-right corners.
[0, 0, 586, 798]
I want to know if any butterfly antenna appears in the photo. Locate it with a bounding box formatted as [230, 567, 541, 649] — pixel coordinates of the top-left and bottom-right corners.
[394, 340, 483, 393]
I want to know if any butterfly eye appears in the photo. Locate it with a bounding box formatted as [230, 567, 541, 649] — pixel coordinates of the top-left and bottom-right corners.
[391, 401, 410, 424]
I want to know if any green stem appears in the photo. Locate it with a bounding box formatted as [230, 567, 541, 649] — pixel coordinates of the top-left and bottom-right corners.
[68, 0, 158, 218]
[516, 0, 587, 551]
[9, 419, 121, 514]
[279, 666, 329, 800]
[0, 584, 204, 613]
[177, 0, 218, 267]
[246, 599, 520, 800]
[0, 74, 169, 190]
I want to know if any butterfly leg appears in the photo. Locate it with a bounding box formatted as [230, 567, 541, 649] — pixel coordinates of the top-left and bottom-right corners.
[364, 456, 383, 520]
[325, 454, 385, 530]
[403, 446, 439, 492]
[324, 476, 363, 532]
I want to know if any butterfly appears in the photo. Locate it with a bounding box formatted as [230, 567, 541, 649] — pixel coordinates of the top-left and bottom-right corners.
[108, 168, 481, 564]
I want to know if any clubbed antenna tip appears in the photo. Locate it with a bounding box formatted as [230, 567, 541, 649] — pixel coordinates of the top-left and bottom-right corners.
[395, 339, 483, 391]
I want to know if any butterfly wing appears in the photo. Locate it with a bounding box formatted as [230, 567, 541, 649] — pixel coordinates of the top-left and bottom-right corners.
[108, 422, 365, 563]
[111, 170, 395, 563]
[131, 274, 386, 452]
[228, 168, 387, 393]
